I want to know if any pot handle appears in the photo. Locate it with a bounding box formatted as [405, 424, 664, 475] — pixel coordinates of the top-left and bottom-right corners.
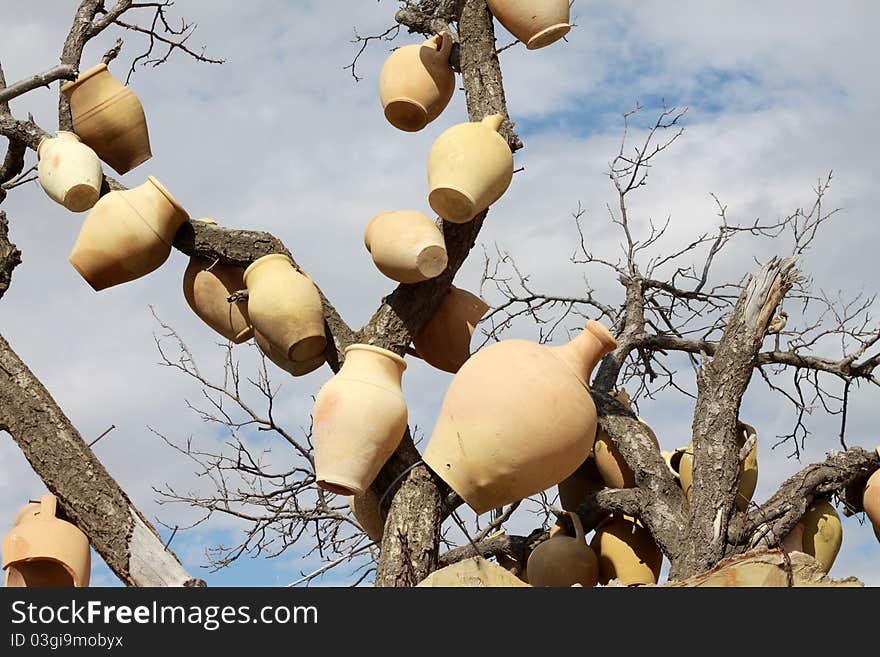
[428, 31, 454, 61]
[567, 511, 586, 544]
[38, 493, 58, 521]
[481, 114, 505, 132]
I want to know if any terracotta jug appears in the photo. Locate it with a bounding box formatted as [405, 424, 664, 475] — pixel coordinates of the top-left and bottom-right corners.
[590, 515, 662, 586]
[2, 494, 90, 587]
[69, 175, 188, 291]
[427, 114, 514, 223]
[423, 319, 617, 514]
[487, 1, 572, 51]
[379, 32, 455, 132]
[253, 328, 325, 377]
[593, 389, 661, 489]
[678, 421, 758, 512]
[364, 210, 448, 284]
[243, 254, 326, 362]
[864, 467, 880, 542]
[798, 499, 842, 573]
[557, 456, 604, 512]
[526, 512, 598, 587]
[182, 219, 253, 343]
[312, 345, 408, 496]
[349, 489, 385, 544]
[60, 63, 151, 175]
[37, 131, 103, 212]
[412, 286, 489, 374]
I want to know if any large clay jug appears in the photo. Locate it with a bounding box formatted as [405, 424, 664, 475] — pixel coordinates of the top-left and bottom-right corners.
[69, 176, 188, 291]
[590, 515, 662, 586]
[416, 557, 532, 587]
[487, 0, 572, 50]
[427, 114, 514, 223]
[349, 489, 385, 544]
[253, 328, 325, 377]
[423, 319, 617, 514]
[379, 32, 455, 132]
[678, 421, 758, 512]
[182, 219, 253, 343]
[60, 63, 151, 175]
[37, 131, 103, 212]
[243, 254, 326, 362]
[557, 456, 604, 512]
[526, 512, 598, 587]
[312, 345, 408, 496]
[364, 210, 447, 284]
[412, 286, 489, 374]
[799, 500, 842, 573]
[593, 389, 661, 489]
[864, 467, 880, 542]
[2, 494, 90, 587]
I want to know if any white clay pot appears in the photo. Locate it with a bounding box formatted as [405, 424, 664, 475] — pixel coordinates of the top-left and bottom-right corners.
[364, 210, 447, 284]
[37, 131, 103, 212]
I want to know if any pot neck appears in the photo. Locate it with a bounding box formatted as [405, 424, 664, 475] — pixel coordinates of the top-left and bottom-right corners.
[550, 321, 617, 389]
[341, 345, 406, 389]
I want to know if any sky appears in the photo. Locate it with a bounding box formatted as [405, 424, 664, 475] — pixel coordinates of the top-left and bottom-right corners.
[1, 0, 879, 587]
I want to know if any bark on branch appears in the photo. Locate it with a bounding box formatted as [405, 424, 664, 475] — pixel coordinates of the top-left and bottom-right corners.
[0, 65, 77, 105]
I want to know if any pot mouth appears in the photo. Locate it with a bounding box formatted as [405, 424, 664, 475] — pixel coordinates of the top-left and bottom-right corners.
[195, 217, 219, 226]
[343, 344, 407, 370]
[584, 320, 618, 352]
[242, 253, 293, 284]
[60, 63, 108, 96]
[146, 176, 189, 220]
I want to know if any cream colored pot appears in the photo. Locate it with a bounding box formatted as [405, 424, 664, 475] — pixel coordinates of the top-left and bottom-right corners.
[69, 176, 188, 291]
[364, 210, 447, 283]
[313, 345, 408, 496]
[864, 468, 880, 542]
[593, 390, 661, 489]
[37, 131, 102, 212]
[2, 494, 90, 587]
[60, 63, 151, 175]
[412, 286, 489, 373]
[349, 489, 385, 544]
[379, 32, 455, 132]
[182, 220, 252, 343]
[243, 254, 326, 362]
[253, 328, 325, 377]
[557, 456, 604, 513]
[526, 512, 598, 587]
[427, 114, 514, 223]
[799, 500, 842, 573]
[487, 0, 572, 50]
[423, 319, 617, 514]
[678, 421, 758, 512]
[590, 515, 662, 586]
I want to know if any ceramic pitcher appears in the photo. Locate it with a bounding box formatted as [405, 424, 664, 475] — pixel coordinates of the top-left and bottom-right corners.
[412, 286, 489, 373]
[364, 210, 448, 283]
[37, 131, 103, 212]
[487, 0, 572, 50]
[526, 512, 598, 587]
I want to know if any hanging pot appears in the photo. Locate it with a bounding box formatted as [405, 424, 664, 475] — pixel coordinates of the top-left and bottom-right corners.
[427, 114, 514, 224]
[417, 557, 532, 587]
[864, 467, 880, 542]
[364, 210, 447, 283]
[678, 421, 758, 512]
[797, 499, 842, 573]
[60, 63, 151, 175]
[182, 219, 253, 343]
[423, 319, 617, 514]
[37, 131, 103, 212]
[312, 345, 408, 496]
[379, 32, 456, 132]
[526, 512, 598, 587]
[590, 515, 662, 586]
[69, 175, 188, 291]
[243, 254, 326, 362]
[253, 328, 325, 377]
[557, 456, 604, 513]
[349, 489, 385, 544]
[593, 389, 661, 489]
[487, 0, 572, 50]
[2, 494, 90, 587]
[412, 286, 489, 374]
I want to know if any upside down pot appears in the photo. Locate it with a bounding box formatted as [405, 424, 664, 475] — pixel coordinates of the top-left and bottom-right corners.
[412, 286, 489, 374]
[486, 0, 572, 51]
[781, 499, 842, 573]
[37, 131, 103, 212]
[364, 210, 447, 284]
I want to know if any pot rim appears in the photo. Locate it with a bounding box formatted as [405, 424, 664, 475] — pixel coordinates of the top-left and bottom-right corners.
[146, 176, 188, 220]
[343, 344, 407, 370]
[242, 253, 294, 284]
[60, 62, 109, 96]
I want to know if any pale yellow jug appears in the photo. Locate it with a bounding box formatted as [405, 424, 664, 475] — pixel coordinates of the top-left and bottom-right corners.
[412, 286, 489, 373]
[37, 131, 103, 212]
[243, 254, 326, 363]
[526, 512, 598, 587]
[427, 114, 514, 223]
[590, 515, 662, 586]
[379, 32, 456, 132]
[364, 210, 448, 284]
[795, 499, 842, 573]
[487, 0, 572, 50]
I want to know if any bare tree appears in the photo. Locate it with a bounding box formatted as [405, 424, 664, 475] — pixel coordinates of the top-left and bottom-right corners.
[1, 0, 878, 588]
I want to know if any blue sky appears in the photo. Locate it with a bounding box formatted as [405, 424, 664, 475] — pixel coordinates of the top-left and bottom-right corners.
[1, 1, 879, 587]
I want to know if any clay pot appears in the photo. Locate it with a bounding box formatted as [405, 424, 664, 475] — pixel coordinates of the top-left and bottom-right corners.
[37, 131, 103, 212]
[526, 512, 598, 587]
[590, 515, 662, 586]
[557, 456, 604, 512]
[417, 557, 532, 587]
[253, 328, 325, 377]
[243, 254, 326, 362]
[423, 319, 617, 514]
[412, 286, 489, 374]
[593, 390, 661, 489]
[69, 176, 188, 291]
[487, 0, 572, 50]
[798, 500, 842, 573]
[60, 63, 151, 175]
[364, 210, 448, 283]
[2, 494, 90, 587]
[349, 489, 385, 544]
[678, 421, 758, 512]
[182, 220, 252, 343]
[312, 345, 408, 496]
[427, 114, 514, 223]
[379, 32, 455, 132]
[864, 468, 880, 542]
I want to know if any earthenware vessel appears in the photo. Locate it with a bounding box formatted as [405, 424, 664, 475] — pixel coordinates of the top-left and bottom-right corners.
[526, 512, 598, 587]
[863, 467, 880, 542]
[486, 0, 572, 50]
[364, 210, 447, 283]
[590, 515, 662, 586]
[593, 389, 661, 489]
[253, 328, 325, 377]
[37, 131, 102, 212]
[349, 489, 385, 544]
[412, 286, 488, 373]
[557, 456, 604, 512]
